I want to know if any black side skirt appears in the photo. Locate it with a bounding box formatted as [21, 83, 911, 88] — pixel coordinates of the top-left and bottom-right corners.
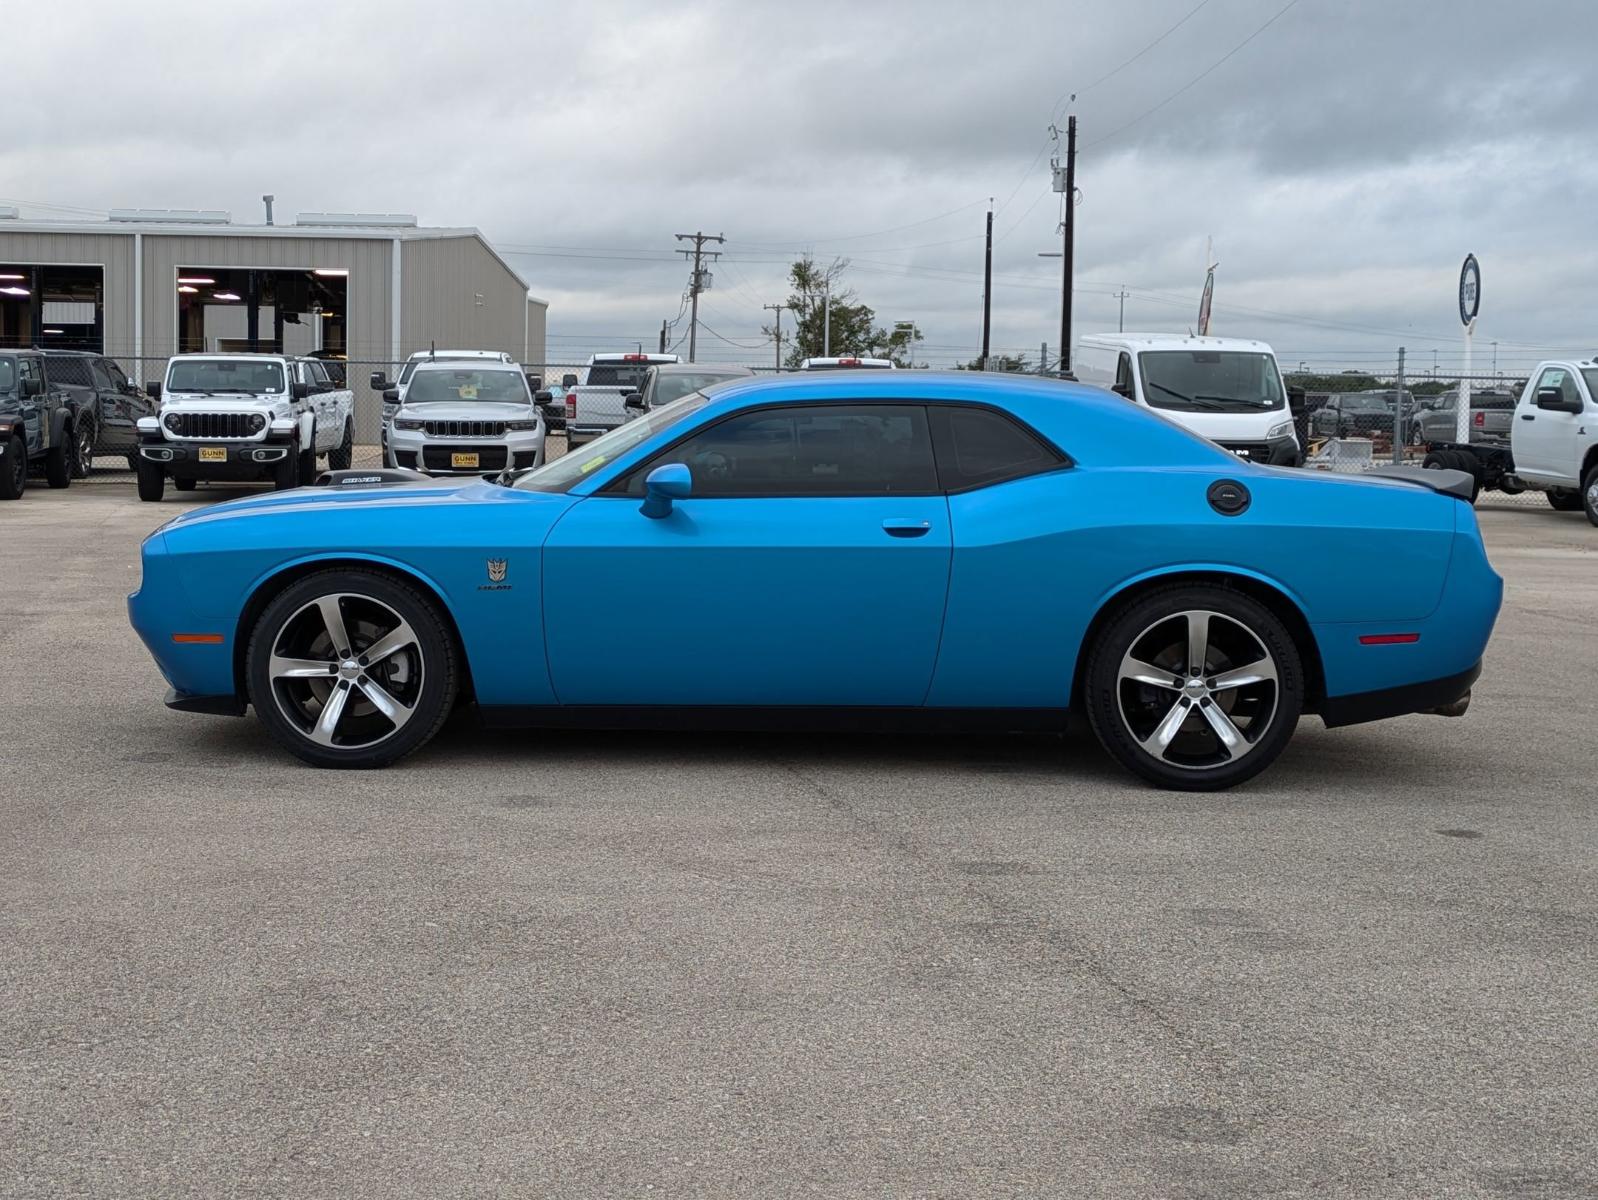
[164, 688, 246, 717]
[1319, 661, 1481, 729]
[478, 705, 1069, 735]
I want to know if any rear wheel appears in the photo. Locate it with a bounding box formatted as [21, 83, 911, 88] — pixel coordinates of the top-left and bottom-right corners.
[0, 436, 26, 500]
[74, 418, 97, 478]
[1547, 487, 1582, 512]
[246, 569, 459, 769]
[44, 436, 71, 488]
[1083, 585, 1303, 791]
[135, 458, 165, 501]
[328, 421, 353, 470]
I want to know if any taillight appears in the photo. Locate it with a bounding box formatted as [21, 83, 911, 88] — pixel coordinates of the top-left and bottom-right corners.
[1473, 411, 1484, 426]
[565, 392, 576, 418]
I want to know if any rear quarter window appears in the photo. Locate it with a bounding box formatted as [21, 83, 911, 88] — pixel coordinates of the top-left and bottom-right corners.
[930, 406, 1067, 490]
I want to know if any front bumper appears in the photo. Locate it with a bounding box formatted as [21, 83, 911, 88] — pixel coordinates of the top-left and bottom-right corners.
[1217, 433, 1300, 466]
[387, 428, 545, 475]
[138, 439, 292, 480]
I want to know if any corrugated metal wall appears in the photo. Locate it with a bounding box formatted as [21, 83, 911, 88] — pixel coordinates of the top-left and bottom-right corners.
[141, 235, 393, 361]
[527, 298, 547, 366]
[0, 231, 135, 353]
[401, 237, 529, 361]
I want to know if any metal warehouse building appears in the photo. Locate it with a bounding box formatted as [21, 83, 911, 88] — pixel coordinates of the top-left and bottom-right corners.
[0, 206, 547, 379]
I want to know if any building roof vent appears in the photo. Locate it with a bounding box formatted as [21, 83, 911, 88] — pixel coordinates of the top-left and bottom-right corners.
[109, 208, 231, 224]
[295, 212, 418, 228]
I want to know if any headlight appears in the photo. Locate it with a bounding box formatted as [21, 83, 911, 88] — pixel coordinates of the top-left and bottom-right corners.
[162, 412, 182, 432]
[504, 419, 540, 432]
[247, 413, 266, 434]
[1267, 420, 1293, 440]
[394, 418, 424, 431]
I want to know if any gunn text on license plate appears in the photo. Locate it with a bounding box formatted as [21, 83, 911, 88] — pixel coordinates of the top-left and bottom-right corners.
[451, 452, 480, 469]
[199, 447, 227, 462]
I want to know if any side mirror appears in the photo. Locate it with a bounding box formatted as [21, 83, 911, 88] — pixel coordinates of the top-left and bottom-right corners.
[561, 374, 578, 390]
[1110, 382, 1133, 399]
[146, 381, 162, 400]
[292, 381, 311, 400]
[640, 462, 691, 519]
[369, 371, 389, 391]
[1287, 385, 1306, 414]
[1536, 386, 1580, 413]
[382, 387, 400, 404]
[623, 391, 646, 411]
[533, 390, 553, 403]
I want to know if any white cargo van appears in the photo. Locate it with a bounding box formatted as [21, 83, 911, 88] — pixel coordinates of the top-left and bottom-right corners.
[1075, 333, 1300, 465]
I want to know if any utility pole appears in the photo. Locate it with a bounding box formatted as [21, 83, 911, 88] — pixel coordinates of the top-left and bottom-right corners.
[1040, 342, 1048, 374]
[980, 204, 993, 370]
[763, 303, 786, 371]
[1392, 347, 1406, 465]
[659, 319, 668, 354]
[821, 280, 831, 358]
[674, 231, 724, 363]
[1114, 288, 1129, 332]
[1060, 115, 1077, 374]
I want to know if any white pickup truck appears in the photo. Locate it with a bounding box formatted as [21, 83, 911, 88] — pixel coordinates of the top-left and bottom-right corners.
[562, 352, 679, 447]
[1424, 358, 1598, 524]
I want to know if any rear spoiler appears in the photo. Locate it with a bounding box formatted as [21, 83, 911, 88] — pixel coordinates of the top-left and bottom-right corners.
[1365, 464, 1475, 501]
[311, 467, 433, 489]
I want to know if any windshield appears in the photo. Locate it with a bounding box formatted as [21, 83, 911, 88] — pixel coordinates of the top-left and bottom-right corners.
[1137, 351, 1284, 413]
[586, 362, 655, 388]
[405, 369, 529, 405]
[514, 392, 712, 493]
[1341, 393, 1391, 411]
[655, 372, 743, 406]
[167, 359, 285, 394]
[0, 357, 14, 394]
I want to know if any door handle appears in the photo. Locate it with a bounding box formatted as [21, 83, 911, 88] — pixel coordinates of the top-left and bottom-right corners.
[1521, 413, 1535, 421]
[882, 518, 932, 538]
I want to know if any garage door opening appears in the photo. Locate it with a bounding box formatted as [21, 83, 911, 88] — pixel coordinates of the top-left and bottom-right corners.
[175, 267, 347, 364]
[0, 265, 104, 350]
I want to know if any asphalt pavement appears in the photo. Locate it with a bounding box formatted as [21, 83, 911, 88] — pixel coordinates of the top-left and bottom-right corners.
[2, 484, 1595, 1198]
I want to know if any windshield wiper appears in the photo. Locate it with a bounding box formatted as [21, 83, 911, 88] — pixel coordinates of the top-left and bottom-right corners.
[1145, 381, 1227, 410]
[1195, 394, 1274, 408]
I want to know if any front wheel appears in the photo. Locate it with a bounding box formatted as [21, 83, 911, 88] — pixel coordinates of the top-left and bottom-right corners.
[44, 437, 72, 489]
[0, 436, 25, 500]
[1082, 585, 1303, 791]
[298, 441, 317, 486]
[1547, 487, 1583, 512]
[1582, 465, 1598, 528]
[245, 569, 459, 769]
[273, 448, 299, 491]
[135, 458, 165, 501]
[74, 419, 97, 478]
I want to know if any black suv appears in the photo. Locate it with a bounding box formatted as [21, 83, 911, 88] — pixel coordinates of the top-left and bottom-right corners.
[40, 351, 156, 476]
[0, 350, 75, 499]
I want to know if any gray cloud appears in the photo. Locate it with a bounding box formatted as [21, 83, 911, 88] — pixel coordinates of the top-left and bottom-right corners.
[5, 0, 1595, 369]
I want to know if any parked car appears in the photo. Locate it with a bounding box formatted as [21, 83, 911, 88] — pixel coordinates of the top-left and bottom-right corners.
[0, 350, 74, 498]
[564, 353, 680, 447]
[385, 359, 545, 476]
[798, 357, 896, 370]
[129, 371, 1501, 791]
[39, 350, 155, 475]
[371, 349, 517, 459]
[621, 363, 754, 421]
[534, 372, 578, 433]
[306, 349, 348, 388]
[1414, 388, 1515, 446]
[1309, 390, 1418, 442]
[1425, 359, 1598, 523]
[135, 354, 354, 501]
[1075, 334, 1300, 465]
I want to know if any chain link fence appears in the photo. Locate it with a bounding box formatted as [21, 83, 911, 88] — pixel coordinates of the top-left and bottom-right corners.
[41, 352, 1566, 512]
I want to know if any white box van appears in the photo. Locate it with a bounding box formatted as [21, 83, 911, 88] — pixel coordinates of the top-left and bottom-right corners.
[1075, 333, 1300, 465]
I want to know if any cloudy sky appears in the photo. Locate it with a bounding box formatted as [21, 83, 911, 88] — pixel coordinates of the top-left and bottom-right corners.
[7, 0, 1595, 372]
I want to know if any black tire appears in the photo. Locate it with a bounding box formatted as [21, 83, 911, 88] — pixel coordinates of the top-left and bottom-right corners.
[273, 447, 299, 491]
[44, 436, 72, 489]
[1082, 584, 1303, 791]
[246, 569, 459, 769]
[1547, 487, 1582, 512]
[74, 418, 97, 478]
[135, 458, 165, 502]
[298, 440, 317, 487]
[328, 421, 353, 470]
[1581, 465, 1598, 527]
[1421, 451, 1450, 471]
[174, 478, 197, 492]
[0, 436, 25, 500]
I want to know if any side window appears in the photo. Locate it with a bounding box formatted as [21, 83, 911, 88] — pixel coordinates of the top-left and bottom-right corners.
[17, 358, 42, 390]
[1114, 353, 1134, 398]
[625, 404, 938, 497]
[308, 361, 331, 389]
[930, 406, 1066, 490]
[1536, 367, 1581, 408]
[47, 357, 91, 388]
[91, 359, 120, 391]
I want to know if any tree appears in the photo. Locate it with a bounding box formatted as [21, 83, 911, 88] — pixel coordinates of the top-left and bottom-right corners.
[960, 353, 1029, 372]
[765, 256, 922, 368]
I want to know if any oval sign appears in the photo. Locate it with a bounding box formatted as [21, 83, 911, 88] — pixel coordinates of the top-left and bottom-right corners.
[1458, 254, 1481, 326]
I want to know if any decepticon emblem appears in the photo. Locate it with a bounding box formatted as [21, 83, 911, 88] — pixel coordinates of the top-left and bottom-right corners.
[486, 558, 508, 583]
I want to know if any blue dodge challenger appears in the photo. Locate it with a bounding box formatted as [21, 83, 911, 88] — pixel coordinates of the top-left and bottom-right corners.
[129, 371, 1502, 790]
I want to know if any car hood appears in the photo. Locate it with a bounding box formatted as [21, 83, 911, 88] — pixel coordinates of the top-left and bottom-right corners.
[162, 393, 289, 410]
[398, 401, 535, 420]
[157, 477, 565, 532]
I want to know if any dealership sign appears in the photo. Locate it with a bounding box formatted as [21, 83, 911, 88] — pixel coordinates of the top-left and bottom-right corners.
[1458, 254, 1480, 327]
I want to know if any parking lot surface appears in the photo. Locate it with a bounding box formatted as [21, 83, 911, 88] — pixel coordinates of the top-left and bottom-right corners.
[2, 486, 1595, 1198]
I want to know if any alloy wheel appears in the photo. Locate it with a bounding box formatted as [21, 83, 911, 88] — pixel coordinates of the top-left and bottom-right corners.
[76, 424, 95, 477]
[268, 593, 424, 750]
[1115, 609, 1280, 771]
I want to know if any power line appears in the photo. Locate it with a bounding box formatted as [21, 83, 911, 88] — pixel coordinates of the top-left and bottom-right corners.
[1083, 0, 1303, 151]
[1051, 0, 1212, 114]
